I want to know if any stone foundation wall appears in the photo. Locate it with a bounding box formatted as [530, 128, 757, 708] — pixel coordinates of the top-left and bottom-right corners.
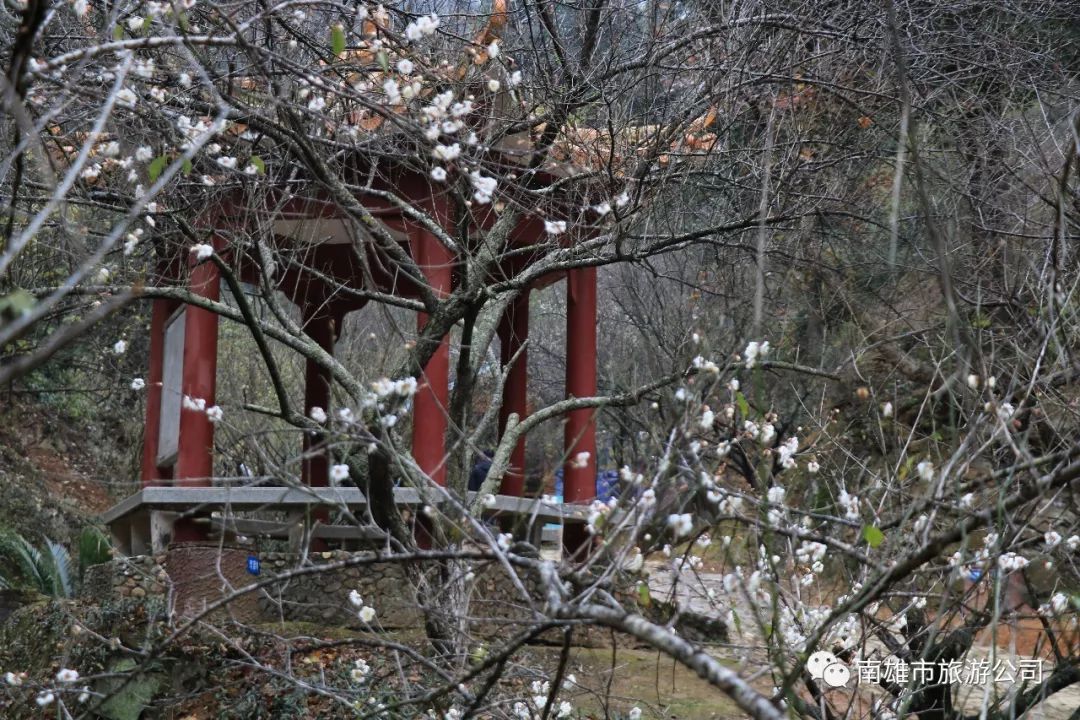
[81, 549, 540, 638]
[83, 553, 169, 602]
[79, 549, 695, 648]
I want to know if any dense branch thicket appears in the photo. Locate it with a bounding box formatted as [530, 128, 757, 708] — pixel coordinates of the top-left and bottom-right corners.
[0, 1, 1078, 718]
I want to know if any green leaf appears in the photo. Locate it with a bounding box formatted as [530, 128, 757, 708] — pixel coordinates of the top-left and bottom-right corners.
[376, 51, 389, 72]
[247, 155, 265, 174]
[862, 524, 885, 549]
[735, 391, 750, 419]
[0, 289, 36, 319]
[148, 154, 168, 182]
[330, 25, 346, 56]
[181, 158, 192, 176]
[637, 581, 651, 608]
[113, 24, 124, 41]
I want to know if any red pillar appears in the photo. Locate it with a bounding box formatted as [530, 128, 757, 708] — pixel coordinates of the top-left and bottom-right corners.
[563, 266, 598, 557]
[498, 291, 530, 498]
[173, 250, 220, 542]
[302, 307, 337, 552]
[302, 308, 335, 489]
[411, 229, 452, 487]
[141, 298, 177, 486]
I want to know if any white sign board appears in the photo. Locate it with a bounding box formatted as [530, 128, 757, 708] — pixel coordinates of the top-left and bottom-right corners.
[157, 310, 186, 466]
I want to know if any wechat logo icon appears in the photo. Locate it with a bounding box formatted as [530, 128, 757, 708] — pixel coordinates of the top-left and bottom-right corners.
[808, 651, 850, 688]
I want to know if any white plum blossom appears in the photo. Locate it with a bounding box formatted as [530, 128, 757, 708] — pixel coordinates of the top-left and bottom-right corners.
[699, 409, 715, 429]
[348, 589, 363, 607]
[358, 605, 376, 623]
[130, 378, 146, 391]
[430, 166, 447, 182]
[182, 395, 206, 412]
[509, 70, 523, 85]
[1049, 592, 1069, 615]
[667, 512, 693, 538]
[216, 156, 238, 169]
[481, 493, 496, 508]
[487, 41, 500, 58]
[917, 460, 935, 482]
[116, 88, 138, 107]
[571, 451, 590, 468]
[112, 339, 127, 355]
[3, 672, 21, 686]
[776, 436, 798, 469]
[966, 374, 979, 389]
[127, 16, 145, 31]
[469, 171, 497, 203]
[80, 163, 102, 182]
[350, 659, 371, 682]
[134, 58, 154, 79]
[1045, 530, 1062, 549]
[914, 514, 929, 534]
[383, 78, 401, 104]
[623, 548, 644, 572]
[394, 377, 418, 396]
[882, 401, 894, 418]
[190, 243, 213, 261]
[397, 59, 415, 75]
[486, 78, 501, 92]
[330, 464, 349, 482]
[998, 552, 1029, 572]
[996, 402, 1015, 422]
[205, 405, 223, 423]
[796, 541, 827, 564]
[1068, 535, 1080, 551]
[36, 692, 55, 707]
[544, 219, 567, 235]
[56, 668, 79, 683]
[405, 13, 440, 41]
[338, 407, 354, 423]
[743, 340, 769, 368]
[497, 532, 513, 551]
[837, 490, 860, 520]
[309, 406, 327, 424]
[807, 460, 820, 473]
[72, 0, 88, 17]
[433, 143, 461, 161]
[959, 492, 974, 508]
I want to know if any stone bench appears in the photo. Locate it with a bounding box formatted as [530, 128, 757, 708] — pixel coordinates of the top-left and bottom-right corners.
[101, 485, 586, 554]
